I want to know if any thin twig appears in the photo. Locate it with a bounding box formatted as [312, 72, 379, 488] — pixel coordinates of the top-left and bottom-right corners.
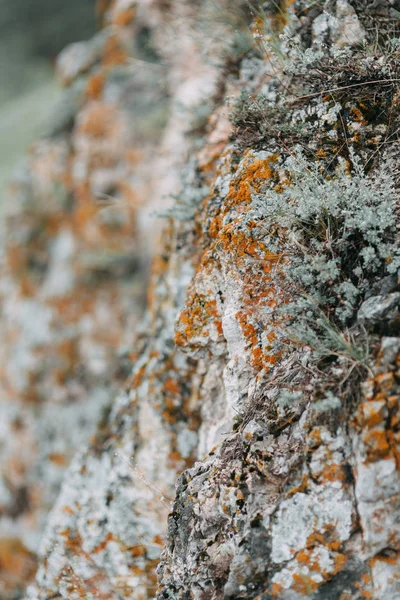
[291, 78, 400, 102]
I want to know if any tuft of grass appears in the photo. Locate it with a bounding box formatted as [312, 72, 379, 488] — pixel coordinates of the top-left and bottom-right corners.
[229, 23, 400, 153]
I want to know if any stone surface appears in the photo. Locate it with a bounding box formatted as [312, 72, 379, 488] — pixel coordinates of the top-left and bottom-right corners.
[0, 2, 165, 596]
[1, 1, 400, 600]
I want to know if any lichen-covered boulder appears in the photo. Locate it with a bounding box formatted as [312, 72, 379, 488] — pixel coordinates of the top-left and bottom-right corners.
[0, 2, 165, 596]
[2, 1, 400, 599]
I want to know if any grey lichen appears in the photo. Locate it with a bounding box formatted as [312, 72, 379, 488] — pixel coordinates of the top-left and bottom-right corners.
[250, 149, 400, 371]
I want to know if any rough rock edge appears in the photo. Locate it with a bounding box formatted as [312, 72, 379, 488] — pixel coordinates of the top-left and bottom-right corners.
[26, 1, 400, 599]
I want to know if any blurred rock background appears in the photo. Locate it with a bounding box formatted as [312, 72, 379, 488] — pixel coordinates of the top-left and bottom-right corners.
[0, 0, 96, 204]
[0, 1, 170, 597]
[5, 3, 400, 600]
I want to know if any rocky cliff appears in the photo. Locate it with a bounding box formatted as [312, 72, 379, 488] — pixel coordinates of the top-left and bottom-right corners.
[1, 1, 400, 599]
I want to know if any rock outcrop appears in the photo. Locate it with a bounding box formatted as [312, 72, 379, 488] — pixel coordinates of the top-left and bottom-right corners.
[1, 1, 400, 599]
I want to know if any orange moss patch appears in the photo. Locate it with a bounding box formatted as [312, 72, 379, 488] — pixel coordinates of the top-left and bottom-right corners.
[354, 572, 373, 599]
[363, 429, 391, 460]
[0, 538, 36, 584]
[292, 573, 319, 594]
[354, 354, 400, 466]
[130, 544, 146, 558]
[168, 450, 183, 467]
[86, 72, 105, 100]
[113, 6, 136, 26]
[102, 35, 127, 66]
[235, 310, 279, 370]
[164, 378, 180, 396]
[175, 294, 223, 349]
[48, 452, 67, 466]
[320, 462, 347, 484]
[271, 582, 284, 597]
[350, 106, 368, 125]
[92, 532, 115, 554]
[224, 154, 280, 213]
[78, 103, 116, 138]
[286, 474, 310, 497]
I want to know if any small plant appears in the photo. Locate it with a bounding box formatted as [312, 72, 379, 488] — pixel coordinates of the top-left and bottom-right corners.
[254, 149, 400, 321]
[250, 149, 399, 369]
[284, 300, 369, 364]
[229, 10, 400, 151]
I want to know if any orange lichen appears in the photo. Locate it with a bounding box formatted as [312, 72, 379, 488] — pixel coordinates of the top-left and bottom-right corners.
[362, 402, 386, 428]
[224, 155, 280, 213]
[354, 572, 373, 599]
[175, 150, 289, 375]
[271, 581, 284, 597]
[363, 429, 391, 459]
[0, 538, 36, 587]
[350, 106, 368, 125]
[168, 450, 183, 466]
[374, 371, 394, 391]
[164, 378, 180, 396]
[235, 310, 280, 370]
[296, 549, 312, 565]
[175, 294, 223, 349]
[354, 353, 400, 469]
[86, 72, 105, 100]
[320, 463, 347, 484]
[307, 427, 323, 448]
[6, 245, 26, 273]
[92, 532, 115, 554]
[102, 35, 127, 66]
[306, 531, 331, 549]
[286, 475, 310, 497]
[333, 553, 348, 574]
[78, 103, 116, 138]
[161, 410, 175, 425]
[130, 545, 146, 558]
[48, 453, 68, 466]
[113, 6, 136, 26]
[292, 573, 319, 594]
[153, 535, 164, 546]
[359, 591, 373, 600]
[371, 554, 399, 567]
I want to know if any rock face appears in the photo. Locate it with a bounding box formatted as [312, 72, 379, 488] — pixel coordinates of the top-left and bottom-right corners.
[1, 1, 400, 599]
[0, 3, 164, 596]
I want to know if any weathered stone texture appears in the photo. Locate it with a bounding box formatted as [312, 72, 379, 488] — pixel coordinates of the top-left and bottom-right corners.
[0, 2, 162, 596]
[1, 1, 400, 599]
